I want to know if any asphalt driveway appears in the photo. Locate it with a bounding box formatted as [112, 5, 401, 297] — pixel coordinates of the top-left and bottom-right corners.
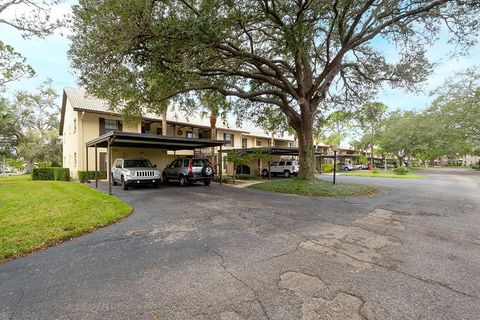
[1, 168, 480, 319]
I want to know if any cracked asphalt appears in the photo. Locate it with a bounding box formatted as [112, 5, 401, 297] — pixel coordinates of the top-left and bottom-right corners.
[1, 168, 480, 320]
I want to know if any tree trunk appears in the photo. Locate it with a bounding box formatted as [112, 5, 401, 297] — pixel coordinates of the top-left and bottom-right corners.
[370, 144, 375, 168]
[24, 160, 34, 173]
[397, 155, 404, 167]
[210, 112, 217, 171]
[161, 106, 168, 136]
[296, 119, 315, 180]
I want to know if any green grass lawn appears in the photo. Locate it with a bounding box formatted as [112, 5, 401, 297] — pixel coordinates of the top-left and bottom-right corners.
[248, 177, 378, 197]
[342, 171, 423, 178]
[0, 175, 132, 261]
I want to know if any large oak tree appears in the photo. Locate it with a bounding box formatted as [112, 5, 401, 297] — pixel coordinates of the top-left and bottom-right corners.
[69, 0, 480, 179]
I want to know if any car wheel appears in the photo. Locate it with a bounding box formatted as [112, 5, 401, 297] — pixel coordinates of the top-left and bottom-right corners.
[284, 170, 291, 178]
[121, 176, 128, 190]
[112, 174, 118, 186]
[179, 175, 187, 186]
[202, 165, 214, 177]
[262, 169, 269, 177]
[204, 179, 211, 186]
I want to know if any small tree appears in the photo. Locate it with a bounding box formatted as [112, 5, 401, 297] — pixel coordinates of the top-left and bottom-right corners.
[355, 102, 388, 167]
[225, 150, 249, 182]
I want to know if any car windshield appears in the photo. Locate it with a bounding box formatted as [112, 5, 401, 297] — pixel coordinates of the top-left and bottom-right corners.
[192, 159, 210, 167]
[124, 159, 153, 168]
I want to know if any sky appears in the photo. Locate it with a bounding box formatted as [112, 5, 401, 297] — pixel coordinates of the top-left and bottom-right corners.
[1, 2, 479, 118]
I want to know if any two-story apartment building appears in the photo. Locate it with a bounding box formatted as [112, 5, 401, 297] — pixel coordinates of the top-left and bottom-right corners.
[60, 88, 299, 179]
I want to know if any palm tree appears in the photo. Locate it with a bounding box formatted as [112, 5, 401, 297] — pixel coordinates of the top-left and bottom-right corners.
[199, 92, 231, 168]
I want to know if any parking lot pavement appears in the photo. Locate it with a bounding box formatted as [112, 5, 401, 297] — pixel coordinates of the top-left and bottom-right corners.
[1, 168, 480, 319]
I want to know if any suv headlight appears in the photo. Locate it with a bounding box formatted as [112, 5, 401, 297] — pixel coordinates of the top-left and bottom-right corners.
[125, 171, 132, 177]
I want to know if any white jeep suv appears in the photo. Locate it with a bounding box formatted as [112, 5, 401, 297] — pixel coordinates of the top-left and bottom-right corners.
[112, 158, 161, 190]
[262, 160, 300, 178]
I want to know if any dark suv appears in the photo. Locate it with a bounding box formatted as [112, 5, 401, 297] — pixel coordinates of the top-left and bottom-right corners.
[162, 158, 214, 186]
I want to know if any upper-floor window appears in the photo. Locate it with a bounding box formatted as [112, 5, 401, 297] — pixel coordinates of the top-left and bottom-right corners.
[99, 118, 122, 135]
[73, 119, 76, 133]
[186, 131, 193, 138]
[242, 138, 247, 148]
[224, 133, 234, 147]
[74, 153, 77, 167]
[256, 139, 262, 147]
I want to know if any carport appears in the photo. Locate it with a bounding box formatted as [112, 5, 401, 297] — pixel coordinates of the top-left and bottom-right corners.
[226, 146, 325, 177]
[85, 131, 229, 194]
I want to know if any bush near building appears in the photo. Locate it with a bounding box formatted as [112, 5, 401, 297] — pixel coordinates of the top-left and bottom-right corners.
[78, 171, 107, 183]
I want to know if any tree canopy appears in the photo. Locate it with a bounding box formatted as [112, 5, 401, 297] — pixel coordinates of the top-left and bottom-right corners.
[69, 0, 480, 178]
[0, 80, 61, 170]
[0, 0, 63, 88]
[369, 68, 480, 166]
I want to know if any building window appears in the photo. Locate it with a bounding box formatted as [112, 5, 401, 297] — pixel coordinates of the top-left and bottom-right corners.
[74, 153, 77, 167]
[99, 118, 122, 135]
[256, 139, 262, 147]
[289, 142, 294, 147]
[186, 131, 193, 138]
[268, 140, 272, 147]
[224, 133, 234, 147]
[105, 119, 119, 131]
[156, 128, 162, 135]
[242, 138, 247, 148]
[73, 119, 76, 133]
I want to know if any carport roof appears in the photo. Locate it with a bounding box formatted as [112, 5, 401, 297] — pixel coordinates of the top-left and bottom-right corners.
[227, 146, 324, 156]
[86, 131, 229, 150]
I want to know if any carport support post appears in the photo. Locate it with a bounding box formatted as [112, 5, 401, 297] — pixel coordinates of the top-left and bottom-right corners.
[333, 150, 337, 185]
[95, 144, 98, 188]
[268, 150, 272, 180]
[319, 155, 322, 174]
[107, 138, 113, 195]
[219, 145, 223, 185]
[85, 146, 89, 181]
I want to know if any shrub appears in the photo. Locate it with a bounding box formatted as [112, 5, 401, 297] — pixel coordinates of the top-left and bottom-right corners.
[393, 167, 410, 175]
[235, 174, 259, 180]
[31, 167, 55, 180]
[53, 168, 70, 181]
[321, 163, 334, 173]
[78, 171, 107, 183]
[371, 167, 379, 174]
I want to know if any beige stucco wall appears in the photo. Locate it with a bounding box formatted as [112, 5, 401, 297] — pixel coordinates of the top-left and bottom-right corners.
[79, 113, 140, 179]
[62, 99, 79, 178]
[111, 148, 168, 170]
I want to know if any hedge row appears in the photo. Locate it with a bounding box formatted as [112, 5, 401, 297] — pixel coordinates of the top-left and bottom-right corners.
[32, 167, 70, 181]
[78, 171, 107, 183]
[393, 167, 410, 175]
